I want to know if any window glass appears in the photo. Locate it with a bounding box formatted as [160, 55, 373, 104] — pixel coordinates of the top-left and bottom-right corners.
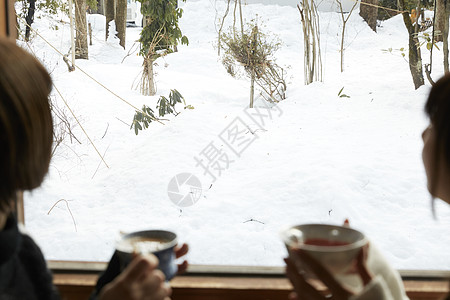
[23, 0, 450, 270]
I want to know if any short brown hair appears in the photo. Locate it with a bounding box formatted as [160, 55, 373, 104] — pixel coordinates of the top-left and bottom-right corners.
[0, 38, 53, 211]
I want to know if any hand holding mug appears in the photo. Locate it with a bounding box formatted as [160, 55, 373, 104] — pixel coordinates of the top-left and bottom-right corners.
[99, 254, 171, 300]
[285, 244, 372, 300]
[174, 243, 189, 274]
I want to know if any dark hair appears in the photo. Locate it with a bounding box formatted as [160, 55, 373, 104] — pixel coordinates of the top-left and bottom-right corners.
[425, 74, 450, 195]
[0, 38, 53, 212]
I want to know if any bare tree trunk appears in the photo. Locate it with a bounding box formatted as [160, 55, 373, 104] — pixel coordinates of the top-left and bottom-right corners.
[443, 0, 450, 72]
[115, 0, 126, 48]
[141, 57, 156, 96]
[68, 0, 76, 69]
[360, 0, 378, 32]
[139, 27, 165, 96]
[75, 0, 88, 59]
[298, 1, 322, 84]
[337, 0, 358, 72]
[97, 0, 105, 15]
[218, 0, 232, 55]
[233, 0, 238, 38]
[340, 25, 345, 72]
[435, 0, 445, 42]
[105, 0, 115, 40]
[249, 25, 258, 108]
[250, 72, 255, 108]
[88, 22, 92, 45]
[25, 0, 36, 41]
[399, 0, 424, 89]
[238, 0, 244, 36]
[148, 58, 156, 96]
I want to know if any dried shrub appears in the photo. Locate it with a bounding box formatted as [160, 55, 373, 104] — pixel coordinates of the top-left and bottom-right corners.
[220, 20, 287, 105]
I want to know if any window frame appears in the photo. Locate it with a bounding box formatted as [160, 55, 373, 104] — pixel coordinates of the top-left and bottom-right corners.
[5, 0, 449, 294]
[24, 188, 450, 295]
[47, 260, 450, 279]
[50, 260, 450, 300]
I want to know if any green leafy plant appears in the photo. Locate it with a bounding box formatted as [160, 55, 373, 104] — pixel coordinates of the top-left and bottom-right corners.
[415, 32, 441, 51]
[382, 47, 406, 58]
[131, 89, 193, 135]
[137, 0, 188, 96]
[157, 90, 184, 116]
[131, 105, 156, 135]
[338, 87, 350, 98]
[138, 0, 189, 56]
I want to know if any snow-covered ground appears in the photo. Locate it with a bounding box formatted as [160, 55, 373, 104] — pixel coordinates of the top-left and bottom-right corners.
[22, 0, 450, 270]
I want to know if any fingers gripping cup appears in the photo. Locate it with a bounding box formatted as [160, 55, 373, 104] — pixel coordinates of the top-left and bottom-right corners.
[281, 224, 368, 275]
[116, 230, 178, 280]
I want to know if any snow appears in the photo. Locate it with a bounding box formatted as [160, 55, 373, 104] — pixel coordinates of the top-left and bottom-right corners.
[22, 0, 450, 271]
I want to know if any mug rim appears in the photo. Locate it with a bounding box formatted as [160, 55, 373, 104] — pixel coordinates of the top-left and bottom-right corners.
[116, 230, 178, 254]
[281, 223, 368, 252]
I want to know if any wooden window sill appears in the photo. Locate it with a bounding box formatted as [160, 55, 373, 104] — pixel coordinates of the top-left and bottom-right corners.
[53, 272, 449, 300]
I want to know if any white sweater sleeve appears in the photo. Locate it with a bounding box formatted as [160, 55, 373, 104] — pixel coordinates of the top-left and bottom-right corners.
[366, 244, 410, 300]
[349, 275, 394, 300]
[335, 242, 409, 300]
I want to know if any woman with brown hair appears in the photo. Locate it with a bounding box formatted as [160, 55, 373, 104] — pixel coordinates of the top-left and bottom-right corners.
[285, 75, 450, 299]
[0, 37, 179, 300]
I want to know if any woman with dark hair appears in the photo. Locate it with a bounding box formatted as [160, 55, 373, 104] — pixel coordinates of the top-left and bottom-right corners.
[423, 75, 450, 204]
[285, 75, 450, 299]
[0, 37, 182, 300]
